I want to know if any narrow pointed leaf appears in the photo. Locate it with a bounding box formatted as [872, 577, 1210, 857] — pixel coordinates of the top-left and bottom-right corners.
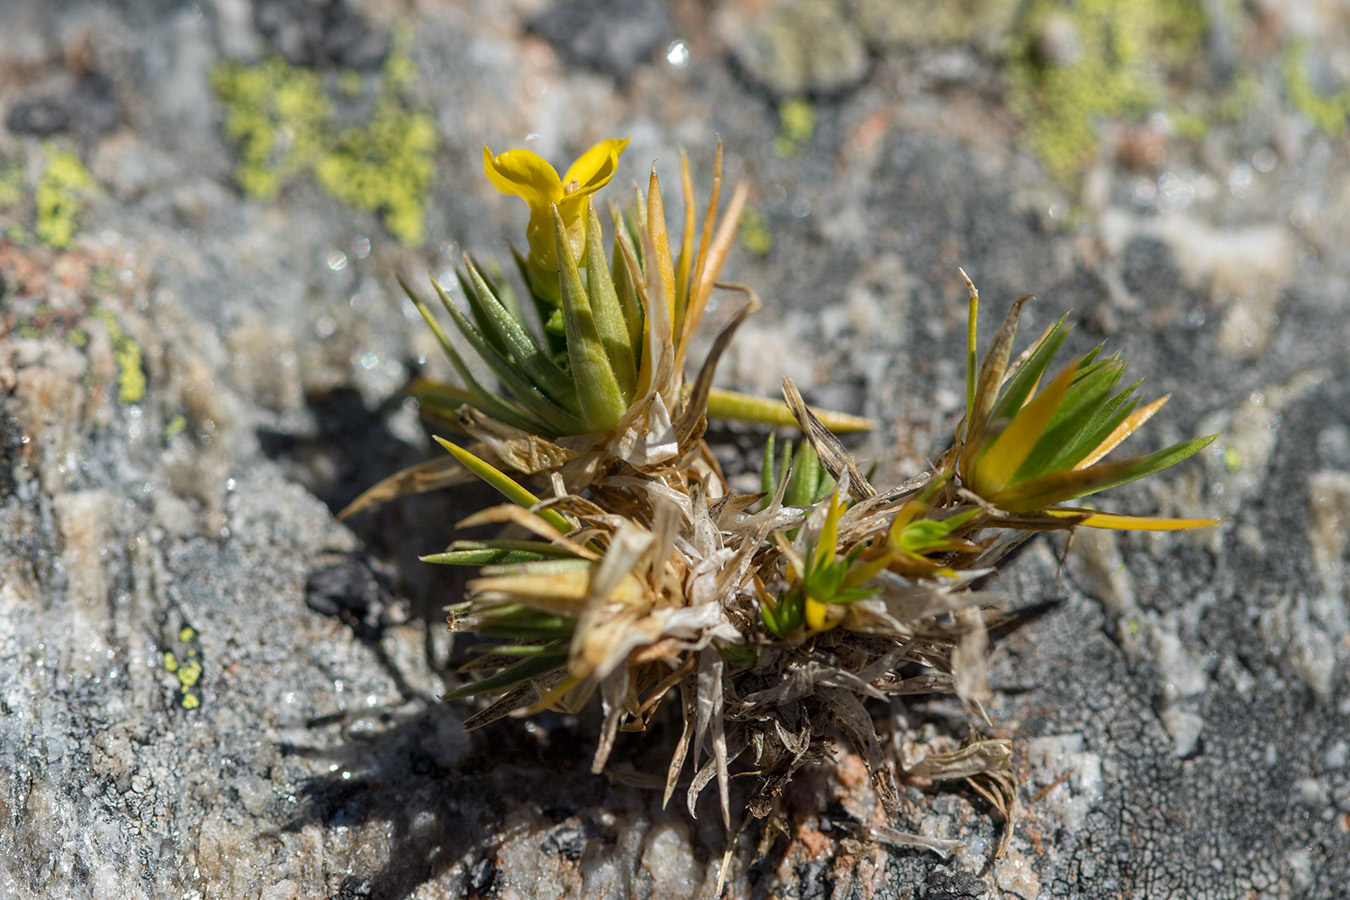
[673, 150, 697, 337]
[686, 139, 727, 347]
[610, 203, 645, 359]
[1042, 380, 1144, 472]
[813, 494, 844, 572]
[964, 292, 1033, 470]
[680, 181, 747, 361]
[435, 288, 587, 434]
[423, 538, 578, 565]
[1012, 358, 1126, 482]
[962, 268, 978, 423]
[399, 275, 555, 434]
[991, 314, 1071, 421]
[511, 243, 567, 355]
[1076, 395, 1170, 470]
[583, 199, 638, 401]
[646, 167, 678, 322]
[445, 267, 580, 413]
[973, 358, 1079, 495]
[435, 437, 576, 535]
[705, 387, 875, 432]
[1042, 508, 1221, 530]
[989, 433, 1219, 511]
[442, 652, 569, 702]
[554, 205, 626, 432]
[407, 378, 480, 420]
[1065, 432, 1220, 499]
[761, 432, 780, 497]
[785, 439, 825, 507]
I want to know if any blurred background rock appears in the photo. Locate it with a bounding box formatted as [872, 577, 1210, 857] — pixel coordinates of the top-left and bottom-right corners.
[1, 0, 1347, 897]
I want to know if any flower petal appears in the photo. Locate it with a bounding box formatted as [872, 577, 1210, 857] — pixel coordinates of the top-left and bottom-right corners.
[562, 137, 631, 195]
[483, 146, 564, 208]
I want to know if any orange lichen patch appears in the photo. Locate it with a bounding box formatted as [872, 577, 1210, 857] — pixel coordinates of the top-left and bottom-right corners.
[834, 748, 870, 792]
[793, 821, 832, 860]
[1024, 819, 1046, 855]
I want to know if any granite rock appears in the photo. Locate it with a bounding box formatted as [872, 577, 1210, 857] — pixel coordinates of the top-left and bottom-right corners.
[1, 0, 1348, 898]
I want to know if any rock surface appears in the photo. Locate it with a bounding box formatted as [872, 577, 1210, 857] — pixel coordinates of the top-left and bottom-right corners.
[2, 0, 1349, 898]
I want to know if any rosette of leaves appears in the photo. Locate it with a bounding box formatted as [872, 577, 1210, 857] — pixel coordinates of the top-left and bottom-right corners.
[948, 269, 1219, 530]
[341, 141, 870, 517]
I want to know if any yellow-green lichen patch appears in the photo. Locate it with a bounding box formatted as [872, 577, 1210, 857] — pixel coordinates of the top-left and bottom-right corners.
[773, 97, 816, 158]
[35, 144, 98, 249]
[1010, 0, 1208, 183]
[739, 207, 774, 256]
[177, 658, 203, 689]
[91, 307, 147, 405]
[1, 160, 28, 242]
[163, 413, 188, 440]
[210, 57, 331, 200]
[210, 35, 438, 245]
[0, 160, 24, 208]
[1283, 40, 1350, 136]
[163, 623, 204, 710]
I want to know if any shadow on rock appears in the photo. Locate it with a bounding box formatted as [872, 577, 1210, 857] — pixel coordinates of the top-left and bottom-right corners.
[278, 700, 735, 899]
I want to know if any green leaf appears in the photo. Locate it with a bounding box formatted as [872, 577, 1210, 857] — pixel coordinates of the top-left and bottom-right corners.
[974, 358, 1079, 494]
[718, 644, 758, 667]
[1013, 358, 1126, 482]
[990, 433, 1219, 511]
[409, 380, 480, 420]
[434, 277, 587, 435]
[760, 596, 786, 638]
[441, 650, 569, 701]
[705, 388, 874, 432]
[435, 437, 576, 535]
[511, 243, 567, 357]
[1037, 380, 1144, 477]
[424, 539, 580, 566]
[1063, 433, 1220, 500]
[399, 275, 555, 434]
[452, 601, 577, 642]
[455, 260, 579, 412]
[424, 548, 550, 565]
[966, 293, 1033, 457]
[554, 205, 626, 432]
[991, 314, 1071, 422]
[761, 432, 781, 497]
[609, 204, 646, 360]
[583, 199, 637, 402]
[898, 508, 979, 553]
[786, 439, 822, 508]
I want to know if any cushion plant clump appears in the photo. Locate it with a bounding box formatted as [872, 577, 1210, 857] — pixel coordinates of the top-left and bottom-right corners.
[346, 138, 1218, 856]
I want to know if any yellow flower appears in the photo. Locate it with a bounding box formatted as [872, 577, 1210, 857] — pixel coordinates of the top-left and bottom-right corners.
[483, 138, 630, 280]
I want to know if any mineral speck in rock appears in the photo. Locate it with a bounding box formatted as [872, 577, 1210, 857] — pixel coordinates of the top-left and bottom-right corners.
[529, 0, 670, 82]
[5, 72, 119, 139]
[6, 98, 69, 136]
[304, 557, 401, 641]
[252, 0, 389, 70]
